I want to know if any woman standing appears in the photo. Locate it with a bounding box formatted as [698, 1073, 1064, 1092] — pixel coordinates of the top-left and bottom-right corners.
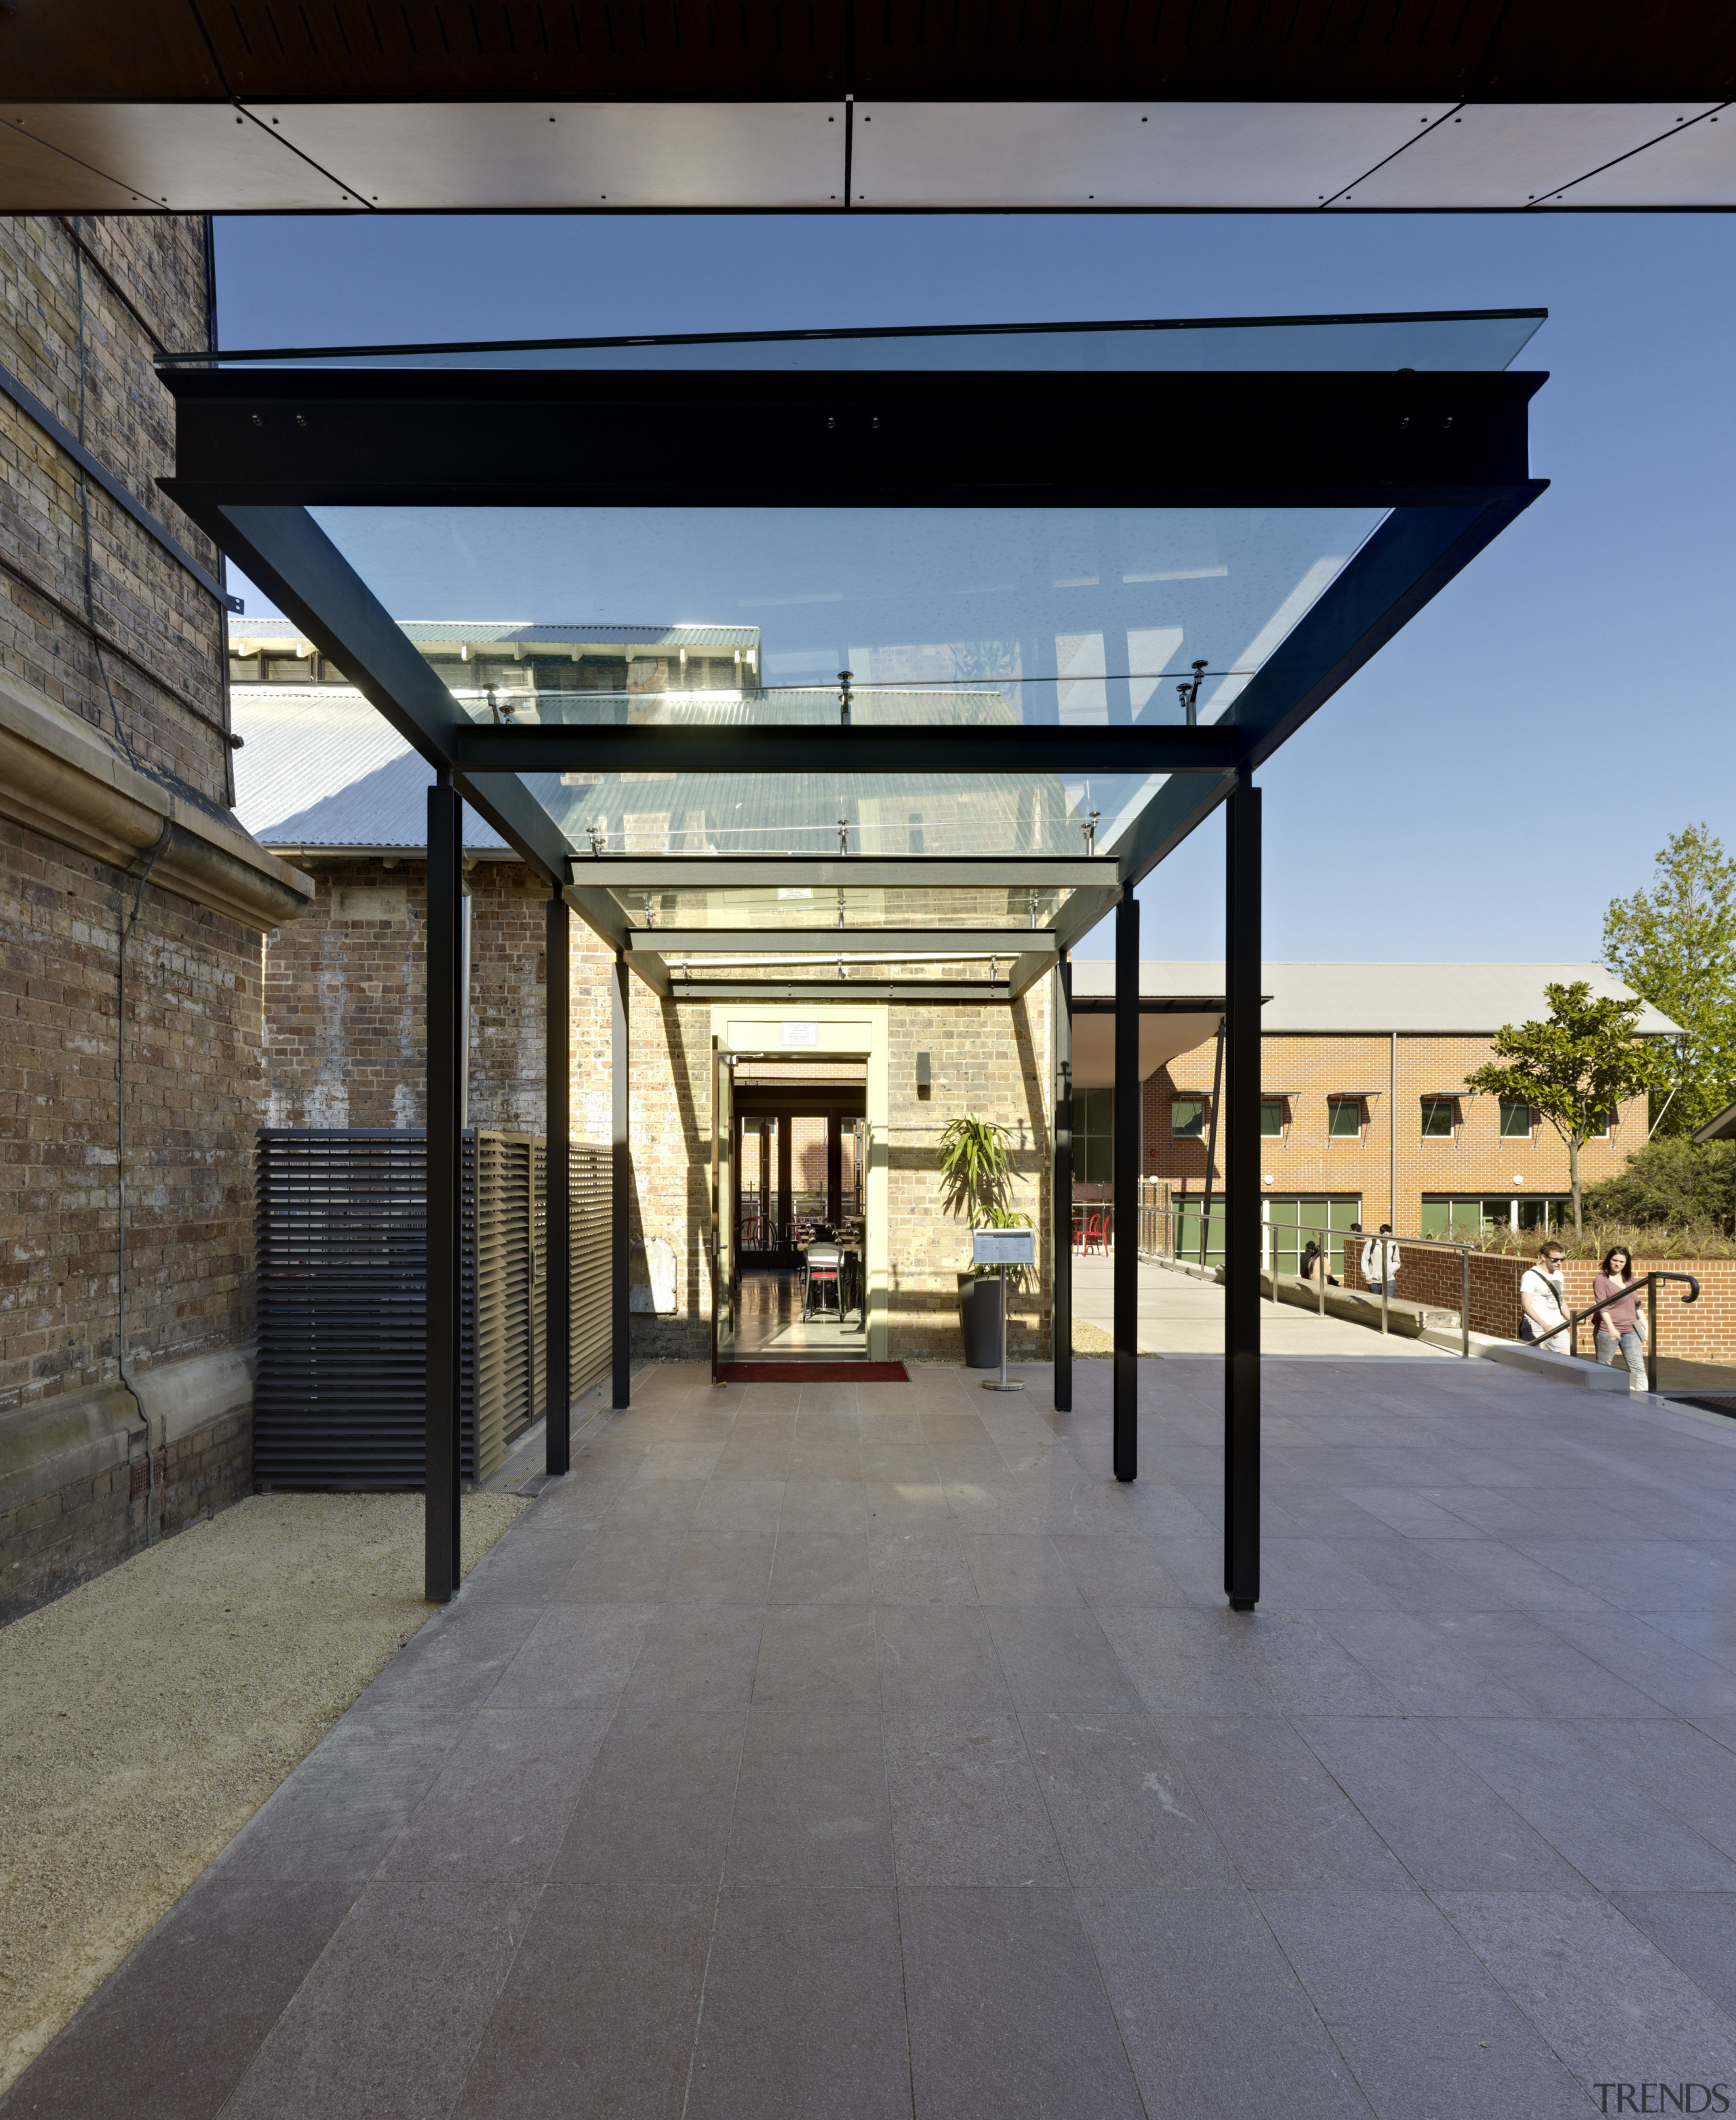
[1592, 1245, 1648, 1388]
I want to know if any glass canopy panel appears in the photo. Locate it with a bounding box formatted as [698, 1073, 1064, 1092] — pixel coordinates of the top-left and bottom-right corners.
[166, 309, 1545, 374]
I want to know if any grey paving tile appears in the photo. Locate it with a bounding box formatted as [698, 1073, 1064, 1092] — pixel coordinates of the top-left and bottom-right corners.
[1326, 1538, 1518, 1615]
[641, 1438, 729, 1480]
[1291, 1716, 1587, 1892]
[943, 1472, 1047, 1533]
[868, 1532, 976, 1607]
[1430, 1719, 1736, 1891]
[960, 1531, 1084, 1606]
[1317, 1612, 1537, 1716]
[1608, 1893, 1736, 2020]
[1533, 1611, 1736, 1716]
[0, 1881, 361, 2120]
[1644, 1611, 1736, 1674]
[726, 1710, 892, 1886]
[768, 1527, 871, 1605]
[620, 1605, 766, 1712]
[692, 1478, 785, 1533]
[552, 1708, 747, 1886]
[1429, 1539, 1615, 1612]
[885, 1712, 1068, 1885]
[665, 1529, 777, 1604]
[490, 1601, 658, 1710]
[222, 1881, 539, 2120]
[751, 1603, 881, 1710]
[876, 1605, 1010, 1710]
[686, 1887, 910, 2120]
[860, 1440, 940, 1483]
[863, 1480, 953, 1534]
[985, 1607, 1145, 1711]
[1335, 1487, 1489, 1538]
[779, 1476, 869, 1532]
[901, 1887, 1142, 2120]
[458, 1520, 591, 1604]
[1021, 1709, 1238, 1888]
[1157, 1714, 1410, 1889]
[1258, 1539, 1409, 1613]
[380, 1709, 609, 1883]
[1433, 1611, 1674, 1719]
[1048, 1532, 1187, 1608]
[1566, 1716, 1736, 1861]
[1510, 1537, 1736, 1614]
[1259, 1887, 1592, 2120]
[1437, 1891, 1736, 2096]
[1141, 1537, 1241, 1608]
[1078, 1888, 1375, 2120]
[787, 1438, 865, 1481]
[451, 1883, 713, 2120]
[1039, 1475, 1156, 1535]
[355, 1601, 543, 1712]
[549, 1527, 684, 1603]
[1094, 1607, 1271, 1714]
[604, 1478, 707, 1530]
[1225, 1614, 1407, 1716]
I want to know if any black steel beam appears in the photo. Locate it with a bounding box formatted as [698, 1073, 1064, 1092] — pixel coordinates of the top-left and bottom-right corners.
[545, 884, 571, 1479]
[1053, 958, 1073, 1417]
[425, 774, 464, 1605]
[612, 955, 633, 1410]
[1223, 773, 1261, 1612]
[1050, 886, 1124, 956]
[568, 857, 1116, 889]
[1113, 893, 1139, 1482]
[163, 368, 1543, 509]
[460, 724, 1240, 776]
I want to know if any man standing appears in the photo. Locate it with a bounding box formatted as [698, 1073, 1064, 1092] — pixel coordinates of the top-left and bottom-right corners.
[1361, 1223, 1401, 1297]
[1520, 1240, 1571, 1350]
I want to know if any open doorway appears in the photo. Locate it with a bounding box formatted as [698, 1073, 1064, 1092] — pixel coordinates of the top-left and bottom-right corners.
[732, 1062, 867, 1360]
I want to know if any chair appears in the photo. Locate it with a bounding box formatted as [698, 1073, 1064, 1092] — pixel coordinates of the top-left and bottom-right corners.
[802, 1243, 843, 1320]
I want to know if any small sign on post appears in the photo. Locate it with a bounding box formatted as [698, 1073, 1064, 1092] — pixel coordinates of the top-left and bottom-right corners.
[972, 1226, 1034, 1391]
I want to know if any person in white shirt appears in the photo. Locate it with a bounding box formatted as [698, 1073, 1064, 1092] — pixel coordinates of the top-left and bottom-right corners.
[1360, 1223, 1401, 1296]
[1519, 1240, 1570, 1350]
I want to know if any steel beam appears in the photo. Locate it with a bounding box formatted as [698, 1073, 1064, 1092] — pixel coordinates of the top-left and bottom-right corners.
[1053, 958, 1073, 1417]
[545, 883, 571, 1479]
[567, 857, 1116, 890]
[425, 774, 464, 1605]
[625, 949, 673, 997]
[1113, 892, 1139, 1483]
[1008, 950, 1052, 1002]
[1050, 886, 1124, 956]
[631, 928, 1054, 958]
[1223, 774, 1261, 1611]
[662, 979, 1010, 1003]
[612, 955, 633, 1411]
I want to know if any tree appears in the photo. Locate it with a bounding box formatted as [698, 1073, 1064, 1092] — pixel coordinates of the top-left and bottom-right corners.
[1581, 1136, 1736, 1234]
[1463, 980, 1663, 1232]
[1603, 823, 1736, 1136]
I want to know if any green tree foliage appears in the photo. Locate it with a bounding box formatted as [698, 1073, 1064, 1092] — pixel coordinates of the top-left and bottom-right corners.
[1581, 1136, 1736, 1234]
[1603, 823, 1736, 1135]
[1463, 980, 1663, 1232]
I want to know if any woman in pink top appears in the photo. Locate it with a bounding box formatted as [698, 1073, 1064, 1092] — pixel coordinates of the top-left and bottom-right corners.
[1592, 1245, 1647, 1388]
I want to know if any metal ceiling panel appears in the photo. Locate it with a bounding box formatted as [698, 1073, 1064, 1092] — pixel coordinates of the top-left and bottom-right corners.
[1548, 108, 1736, 205]
[0, 102, 363, 210]
[0, 116, 164, 210]
[850, 102, 1445, 210]
[1327, 102, 1722, 208]
[267, 101, 846, 208]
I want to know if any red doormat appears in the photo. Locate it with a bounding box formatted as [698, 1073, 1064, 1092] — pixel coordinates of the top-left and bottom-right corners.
[717, 1362, 909, 1383]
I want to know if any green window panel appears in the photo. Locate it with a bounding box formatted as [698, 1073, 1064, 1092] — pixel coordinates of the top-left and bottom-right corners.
[1420, 1099, 1455, 1138]
[1259, 1100, 1285, 1136]
[1499, 1099, 1534, 1137]
[1328, 1099, 1364, 1138]
[1172, 1098, 1206, 1139]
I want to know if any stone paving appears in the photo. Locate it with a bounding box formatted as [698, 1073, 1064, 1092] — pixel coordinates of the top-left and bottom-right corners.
[1072, 1254, 1448, 1356]
[9, 1357, 1736, 2119]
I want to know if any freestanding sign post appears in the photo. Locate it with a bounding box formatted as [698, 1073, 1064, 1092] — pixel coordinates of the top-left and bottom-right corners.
[973, 1226, 1037, 1393]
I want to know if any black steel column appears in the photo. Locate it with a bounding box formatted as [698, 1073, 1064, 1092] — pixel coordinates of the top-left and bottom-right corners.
[611, 953, 632, 1410]
[545, 886, 571, 1476]
[1052, 958, 1073, 1414]
[1113, 893, 1139, 1481]
[425, 774, 463, 1604]
[1224, 774, 1261, 1611]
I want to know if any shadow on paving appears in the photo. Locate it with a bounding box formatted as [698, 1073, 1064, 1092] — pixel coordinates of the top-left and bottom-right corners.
[10, 1357, 1736, 2119]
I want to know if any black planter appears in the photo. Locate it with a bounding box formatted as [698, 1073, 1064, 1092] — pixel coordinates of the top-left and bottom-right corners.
[959, 1274, 1003, 1369]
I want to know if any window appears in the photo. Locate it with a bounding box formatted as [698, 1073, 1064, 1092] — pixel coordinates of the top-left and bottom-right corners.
[1259, 1099, 1286, 1137]
[1499, 1099, 1533, 1138]
[1074, 1086, 1113, 1184]
[1585, 1108, 1611, 1139]
[1327, 1098, 1364, 1139]
[1420, 1098, 1456, 1138]
[1172, 1098, 1206, 1139]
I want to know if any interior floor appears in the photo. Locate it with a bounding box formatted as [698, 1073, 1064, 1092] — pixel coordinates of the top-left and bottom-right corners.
[732, 1265, 867, 1362]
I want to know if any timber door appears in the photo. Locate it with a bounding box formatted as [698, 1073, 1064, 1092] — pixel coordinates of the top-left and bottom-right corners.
[711, 1044, 736, 1379]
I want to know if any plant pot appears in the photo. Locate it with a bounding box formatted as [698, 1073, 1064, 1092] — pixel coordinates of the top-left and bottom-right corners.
[958, 1274, 1004, 1369]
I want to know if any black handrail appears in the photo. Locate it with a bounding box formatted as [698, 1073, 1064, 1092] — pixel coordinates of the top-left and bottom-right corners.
[1534, 1271, 1701, 1396]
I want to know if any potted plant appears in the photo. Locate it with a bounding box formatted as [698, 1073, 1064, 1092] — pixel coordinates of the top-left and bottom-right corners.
[937, 1113, 1030, 1367]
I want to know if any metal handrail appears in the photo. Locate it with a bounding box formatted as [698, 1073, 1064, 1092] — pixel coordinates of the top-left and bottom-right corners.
[1535, 1270, 1700, 1396]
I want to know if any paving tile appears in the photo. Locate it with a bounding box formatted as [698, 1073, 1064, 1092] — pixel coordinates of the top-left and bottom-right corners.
[885, 1712, 1068, 1885]
[1431, 1719, 1736, 1891]
[1291, 1716, 1587, 1892]
[1257, 1539, 1408, 1613]
[1436, 1891, 1736, 2095]
[725, 1710, 892, 1886]
[768, 1527, 871, 1604]
[985, 1607, 1145, 1711]
[1533, 1610, 1736, 1716]
[0, 1881, 361, 2120]
[222, 1881, 540, 2120]
[1094, 1607, 1271, 1714]
[355, 1601, 543, 1713]
[451, 1884, 713, 2120]
[692, 1478, 785, 1533]
[1510, 1537, 1736, 1614]
[1021, 1709, 1239, 1887]
[1335, 1487, 1490, 1538]
[1325, 1537, 1516, 1615]
[1157, 1714, 1410, 1889]
[868, 1532, 976, 1607]
[778, 1476, 869, 1533]
[604, 1478, 708, 1530]
[901, 1887, 1142, 2120]
[860, 1440, 940, 1482]
[459, 1520, 592, 1604]
[1259, 1887, 1592, 2120]
[708, 1442, 794, 1483]
[553, 1709, 747, 1885]
[1607, 1893, 1736, 2020]
[1225, 1614, 1407, 1716]
[1048, 1533, 1187, 1608]
[1429, 1539, 1615, 1612]
[686, 1887, 910, 2120]
[863, 1480, 953, 1534]
[1433, 1611, 1675, 1720]
[665, 1530, 777, 1603]
[1565, 1716, 1736, 1860]
[641, 1439, 729, 1480]
[1317, 1612, 1537, 1716]
[489, 1601, 658, 1710]
[960, 1532, 1084, 1606]
[548, 1525, 684, 1603]
[876, 1605, 1010, 1710]
[380, 1710, 610, 1882]
[620, 1605, 766, 1711]
[751, 1603, 881, 1710]
[1078, 1888, 1375, 2120]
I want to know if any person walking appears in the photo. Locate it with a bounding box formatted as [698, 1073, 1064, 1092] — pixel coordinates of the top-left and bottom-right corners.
[1519, 1239, 1571, 1351]
[1360, 1223, 1400, 1297]
[1592, 1244, 1648, 1388]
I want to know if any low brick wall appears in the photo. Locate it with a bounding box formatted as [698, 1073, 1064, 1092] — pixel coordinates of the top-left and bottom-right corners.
[1341, 1244, 1736, 1360]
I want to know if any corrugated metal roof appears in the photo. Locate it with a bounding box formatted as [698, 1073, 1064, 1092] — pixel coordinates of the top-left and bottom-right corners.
[1071, 960, 1679, 1035]
[227, 616, 760, 652]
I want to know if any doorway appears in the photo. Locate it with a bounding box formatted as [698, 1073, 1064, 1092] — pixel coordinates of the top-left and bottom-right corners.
[732, 1066, 867, 1358]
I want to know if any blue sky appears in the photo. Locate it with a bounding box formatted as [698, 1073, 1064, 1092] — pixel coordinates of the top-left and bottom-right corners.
[214, 211, 1736, 966]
